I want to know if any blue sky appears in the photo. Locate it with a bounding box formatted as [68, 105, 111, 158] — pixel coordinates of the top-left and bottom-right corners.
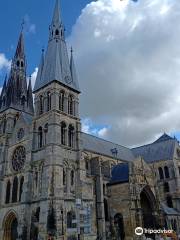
[0, 0, 91, 81]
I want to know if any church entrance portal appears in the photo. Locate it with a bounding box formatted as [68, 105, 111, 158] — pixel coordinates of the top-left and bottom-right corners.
[114, 213, 125, 240]
[3, 212, 18, 240]
[140, 186, 156, 238]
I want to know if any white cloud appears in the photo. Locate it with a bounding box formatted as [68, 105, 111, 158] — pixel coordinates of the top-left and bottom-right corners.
[69, 0, 180, 146]
[0, 88, 2, 94]
[30, 67, 38, 89]
[29, 24, 36, 34]
[82, 118, 109, 138]
[0, 54, 11, 71]
[24, 15, 36, 34]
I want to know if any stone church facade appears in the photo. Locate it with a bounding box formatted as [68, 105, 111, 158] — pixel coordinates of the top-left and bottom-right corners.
[0, 1, 180, 240]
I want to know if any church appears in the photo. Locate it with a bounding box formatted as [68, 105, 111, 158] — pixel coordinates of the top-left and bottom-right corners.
[0, 1, 180, 239]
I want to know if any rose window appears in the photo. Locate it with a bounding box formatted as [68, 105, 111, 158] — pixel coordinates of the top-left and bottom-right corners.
[12, 146, 26, 172]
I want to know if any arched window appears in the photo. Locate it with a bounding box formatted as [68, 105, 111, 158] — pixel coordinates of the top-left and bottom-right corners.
[3, 119, 6, 134]
[166, 196, 173, 208]
[38, 126, 43, 148]
[158, 167, 164, 180]
[103, 184, 106, 195]
[68, 125, 74, 148]
[67, 211, 76, 228]
[104, 198, 109, 221]
[55, 29, 59, 36]
[5, 180, 11, 204]
[47, 92, 51, 111]
[39, 95, 43, 114]
[12, 177, 18, 203]
[114, 213, 125, 240]
[21, 96, 26, 107]
[63, 168, 66, 186]
[164, 166, 170, 178]
[59, 91, 65, 111]
[164, 182, 170, 193]
[68, 95, 74, 115]
[19, 176, 24, 201]
[35, 207, 40, 222]
[44, 123, 48, 145]
[61, 122, 66, 145]
[71, 170, 74, 186]
[85, 160, 89, 171]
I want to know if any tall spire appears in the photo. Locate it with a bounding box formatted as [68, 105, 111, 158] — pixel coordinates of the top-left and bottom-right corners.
[14, 31, 25, 59]
[34, 0, 80, 93]
[0, 30, 34, 115]
[52, 0, 61, 25]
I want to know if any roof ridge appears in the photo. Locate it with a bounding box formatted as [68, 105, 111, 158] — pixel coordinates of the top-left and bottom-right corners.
[132, 137, 176, 150]
[81, 131, 131, 150]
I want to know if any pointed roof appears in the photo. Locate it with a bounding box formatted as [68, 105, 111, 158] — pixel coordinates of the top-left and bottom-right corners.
[33, 1, 80, 93]
[153, 133, 173, 143]
[132, 133, 176, 163]
[15, 31, 25, 59]
[0, 31, 34, 115]
[52, 0, 61, 25]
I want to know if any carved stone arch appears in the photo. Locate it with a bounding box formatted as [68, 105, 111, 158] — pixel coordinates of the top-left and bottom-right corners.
[113, 213, 125, 240]
[140, 185, 157, 231]
[3, 210, 18, 240]
[140, 185, 157, 211]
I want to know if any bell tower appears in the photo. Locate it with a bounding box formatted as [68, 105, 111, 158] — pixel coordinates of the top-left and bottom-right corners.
[32, 0, 81, 237]
[0, 31, 34, 115]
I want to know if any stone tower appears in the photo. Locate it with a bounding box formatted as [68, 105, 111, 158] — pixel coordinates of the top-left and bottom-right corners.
[32, 0, 82, 238]
[0, 30, 34, 240]
[0, 32, 34, 115]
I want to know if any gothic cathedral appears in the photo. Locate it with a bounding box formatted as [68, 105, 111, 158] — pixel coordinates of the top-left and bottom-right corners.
[0, 1, 180, 240]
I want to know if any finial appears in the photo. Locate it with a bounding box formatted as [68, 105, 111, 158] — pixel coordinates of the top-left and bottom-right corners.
[71, 47, 73, 54]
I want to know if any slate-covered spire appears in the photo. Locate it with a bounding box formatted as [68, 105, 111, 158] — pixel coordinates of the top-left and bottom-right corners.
[52, 0, 61, 26]
[70, 48, 79, 90]
[35, 49, 44, 88]
[0, 31, 34, 114]
[15, 31, 25, 59]
[34, 0, 80, 93]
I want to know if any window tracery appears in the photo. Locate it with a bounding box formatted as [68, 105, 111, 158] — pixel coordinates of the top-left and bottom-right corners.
[12, 146, 26, 172]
